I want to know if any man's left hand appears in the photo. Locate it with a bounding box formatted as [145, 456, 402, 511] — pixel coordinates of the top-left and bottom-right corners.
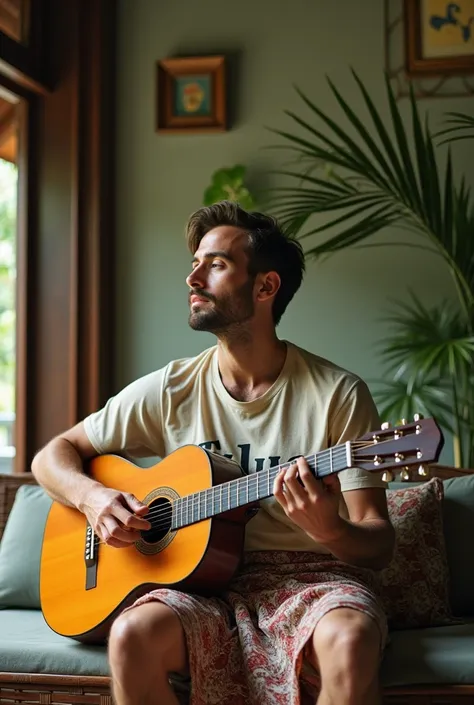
[273, 456, 346, 545]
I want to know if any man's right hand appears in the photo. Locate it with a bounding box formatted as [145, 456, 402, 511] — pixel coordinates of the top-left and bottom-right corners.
[79, 486, 151, 548]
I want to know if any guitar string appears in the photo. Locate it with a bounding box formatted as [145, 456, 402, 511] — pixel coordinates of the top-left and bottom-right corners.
[138, 444, 352, 526]
[137, 438, 392, 525]
[92, 436, 410, 542]
[123, 440, 394, 531]
[92, 445, 354, 544]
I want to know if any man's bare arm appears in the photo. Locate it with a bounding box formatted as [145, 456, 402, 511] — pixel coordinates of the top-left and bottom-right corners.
[31, 423, 150, 548]
[31, 422, 101, 509]
[323, 487, 395, 570]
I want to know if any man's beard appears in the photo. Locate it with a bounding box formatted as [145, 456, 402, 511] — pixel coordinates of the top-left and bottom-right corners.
[188, 280, 255, 333]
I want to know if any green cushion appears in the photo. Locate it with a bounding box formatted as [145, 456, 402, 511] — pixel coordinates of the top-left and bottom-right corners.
[380, 621, 474, 687]
[442, 474, 474, 616]
[0, 609, 109, 675]
[0, 484, 52, 609]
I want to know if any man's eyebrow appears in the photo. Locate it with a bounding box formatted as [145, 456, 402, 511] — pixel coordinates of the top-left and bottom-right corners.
[192, 250, 235, 263]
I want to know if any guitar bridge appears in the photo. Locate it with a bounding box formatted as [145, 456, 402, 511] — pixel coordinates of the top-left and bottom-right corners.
[84, 523, 98, 590]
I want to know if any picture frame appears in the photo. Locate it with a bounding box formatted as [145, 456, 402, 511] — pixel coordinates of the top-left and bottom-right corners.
[405, 0, 474, 75]
[156, 55, 227, 134]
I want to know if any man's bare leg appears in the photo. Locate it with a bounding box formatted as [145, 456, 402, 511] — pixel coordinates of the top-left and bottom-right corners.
[108, 601, 188, 705]
[307, 607, 382, 705]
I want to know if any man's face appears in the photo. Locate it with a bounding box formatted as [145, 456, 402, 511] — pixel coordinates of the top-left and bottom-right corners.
[186, 226, 256, 333]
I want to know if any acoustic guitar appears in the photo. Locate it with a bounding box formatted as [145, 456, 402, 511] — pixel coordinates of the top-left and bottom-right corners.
[40, 416, 443, 642]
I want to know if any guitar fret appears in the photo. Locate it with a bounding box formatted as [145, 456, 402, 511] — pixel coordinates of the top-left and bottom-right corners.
[240, 478, 246, 506]
[259, 470, 266, 500]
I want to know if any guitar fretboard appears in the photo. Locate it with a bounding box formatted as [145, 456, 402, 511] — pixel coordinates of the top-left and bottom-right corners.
[170, 443, 351, 530]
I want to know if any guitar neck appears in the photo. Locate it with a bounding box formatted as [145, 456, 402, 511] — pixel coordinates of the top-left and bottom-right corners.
[171, 443, 352, 530]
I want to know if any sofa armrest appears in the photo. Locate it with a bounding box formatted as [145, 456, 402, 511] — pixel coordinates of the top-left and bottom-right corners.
[0, 473, 37, 540]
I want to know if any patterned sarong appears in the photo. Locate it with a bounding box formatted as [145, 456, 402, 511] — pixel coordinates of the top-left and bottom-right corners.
[126, 551, 388, 705]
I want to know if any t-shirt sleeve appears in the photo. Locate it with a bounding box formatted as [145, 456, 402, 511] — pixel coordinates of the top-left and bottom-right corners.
[83, 369, 166, 458]
[329, 379, 387, 492]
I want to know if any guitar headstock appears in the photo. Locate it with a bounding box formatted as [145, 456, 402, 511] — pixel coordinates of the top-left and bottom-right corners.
[351, 415, 444, 482]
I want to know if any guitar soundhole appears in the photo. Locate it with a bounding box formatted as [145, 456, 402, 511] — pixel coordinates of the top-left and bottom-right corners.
[141, 497, 172, 545]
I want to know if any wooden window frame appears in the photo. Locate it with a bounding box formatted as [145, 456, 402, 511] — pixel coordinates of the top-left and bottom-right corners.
[0, 0, 116, 472]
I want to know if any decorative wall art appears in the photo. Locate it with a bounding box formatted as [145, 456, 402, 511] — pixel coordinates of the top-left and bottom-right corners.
[405, 0, 474, 74]
[385, 0, 474, 99]
[156, 55, 227, 133]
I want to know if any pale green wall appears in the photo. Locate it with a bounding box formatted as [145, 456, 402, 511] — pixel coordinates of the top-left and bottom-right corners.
[116, 0, 473, 465]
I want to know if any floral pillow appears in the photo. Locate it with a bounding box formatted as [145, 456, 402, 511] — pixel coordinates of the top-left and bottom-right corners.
[378, 477, 456, 630]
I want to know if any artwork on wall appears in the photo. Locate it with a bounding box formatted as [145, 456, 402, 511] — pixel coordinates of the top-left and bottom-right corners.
[385, 0, 474, 99]
[405, 0, 474, 75]
[156, 55, 227, 133]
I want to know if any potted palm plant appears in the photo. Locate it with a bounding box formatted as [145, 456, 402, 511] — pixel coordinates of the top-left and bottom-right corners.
[266, 74, 474, 467]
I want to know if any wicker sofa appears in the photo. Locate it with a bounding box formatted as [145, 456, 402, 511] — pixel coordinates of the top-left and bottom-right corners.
[2, 468, 474, 705]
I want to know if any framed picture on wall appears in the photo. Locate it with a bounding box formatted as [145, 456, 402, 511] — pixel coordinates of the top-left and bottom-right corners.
[405, 0, 474, 75]
[156, 55, 227, 133]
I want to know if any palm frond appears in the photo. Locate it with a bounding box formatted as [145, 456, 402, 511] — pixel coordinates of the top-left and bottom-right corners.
[436, 112, 474, 145]
[376, 293, 474, 378]
[372, 376, 456, 435]
[265, 71, 474, 316]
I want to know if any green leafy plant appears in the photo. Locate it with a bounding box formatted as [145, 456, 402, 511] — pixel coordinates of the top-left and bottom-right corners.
[266, 72, 474, 467]
[373, 294, 474, 467]
[203, 165, 256, 210]
[0, 159, 17, 413]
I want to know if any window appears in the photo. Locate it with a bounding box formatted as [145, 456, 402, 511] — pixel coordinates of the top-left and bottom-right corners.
[0, 96, 18, 472]
[0, 0, 116, 473]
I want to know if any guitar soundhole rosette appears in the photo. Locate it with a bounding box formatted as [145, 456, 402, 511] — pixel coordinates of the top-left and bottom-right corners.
[135, 486, 179, 556]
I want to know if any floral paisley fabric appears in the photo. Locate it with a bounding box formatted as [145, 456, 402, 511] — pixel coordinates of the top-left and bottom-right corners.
[379, 477, 455, 629]
[127, 551, 388, 705]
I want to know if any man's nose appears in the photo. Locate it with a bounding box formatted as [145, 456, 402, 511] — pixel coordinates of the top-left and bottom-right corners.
[186, 265, 205, 289]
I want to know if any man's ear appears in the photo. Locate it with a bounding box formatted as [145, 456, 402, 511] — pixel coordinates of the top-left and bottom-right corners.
[256, 272, 281, 302]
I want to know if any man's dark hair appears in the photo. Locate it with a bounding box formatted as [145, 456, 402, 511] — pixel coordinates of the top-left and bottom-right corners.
[186, 200, 305, 325]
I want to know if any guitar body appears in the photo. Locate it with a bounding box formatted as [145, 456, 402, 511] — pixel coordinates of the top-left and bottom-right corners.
[40, 445, 252, 643]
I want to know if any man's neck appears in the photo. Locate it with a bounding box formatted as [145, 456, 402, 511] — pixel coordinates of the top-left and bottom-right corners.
[216, 333, 287, 402]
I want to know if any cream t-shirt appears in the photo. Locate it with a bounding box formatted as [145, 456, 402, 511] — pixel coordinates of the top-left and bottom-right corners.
[84, 342, 386, 553]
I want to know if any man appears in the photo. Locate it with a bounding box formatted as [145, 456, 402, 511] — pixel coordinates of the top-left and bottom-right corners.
[32, 201, 395, 705]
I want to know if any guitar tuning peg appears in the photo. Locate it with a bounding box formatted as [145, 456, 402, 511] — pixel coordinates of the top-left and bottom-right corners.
[413, 413, 424, 422]
[382, 470, 394, 482]
[400, 418, 407, 426]
[418, 465, 429, 478]
[400, 468, 410, 481]
[381, 422, 391, 430]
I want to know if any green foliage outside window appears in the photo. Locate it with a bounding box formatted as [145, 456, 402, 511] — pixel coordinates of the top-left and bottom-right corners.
[0, 159, 17, 413]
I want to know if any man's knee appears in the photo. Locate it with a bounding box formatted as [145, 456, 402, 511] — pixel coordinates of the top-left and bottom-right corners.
[109, 601, 187, 675]
[309, 608, 381, 685]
